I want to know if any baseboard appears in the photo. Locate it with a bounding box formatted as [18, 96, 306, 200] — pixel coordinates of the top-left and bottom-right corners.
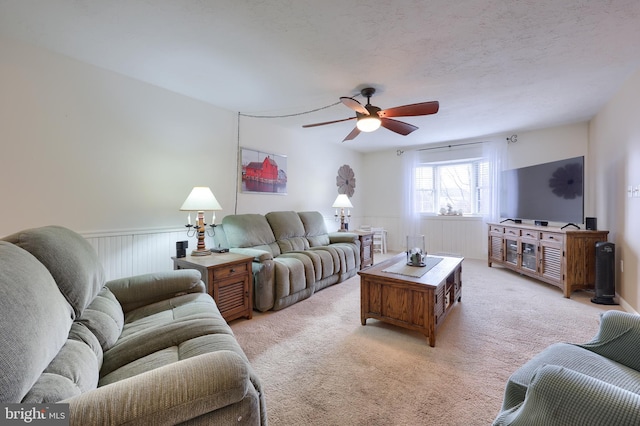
[617, 294, 638, 314]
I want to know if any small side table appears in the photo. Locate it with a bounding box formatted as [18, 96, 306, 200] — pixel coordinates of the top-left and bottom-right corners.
[353, 230, 374, 269]
[172, 252, 253, 322]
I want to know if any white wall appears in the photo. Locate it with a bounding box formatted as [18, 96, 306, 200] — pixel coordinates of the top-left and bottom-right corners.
[0, 37, 236, 236]
[0, 37, 362, 277]
[504, 122, 588, 170]
[589, 68, 640, 313]
[0, 37, 361, 233]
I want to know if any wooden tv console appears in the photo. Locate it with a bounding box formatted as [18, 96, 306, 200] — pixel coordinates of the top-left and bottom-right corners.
[487, 222, 608, 298]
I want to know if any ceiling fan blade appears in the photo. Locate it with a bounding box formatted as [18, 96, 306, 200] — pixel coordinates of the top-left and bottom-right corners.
[302, 117, 355, 128]
[342, 127, 361, 142]
[340, 97, 369, 115]
[378, 101, 439, 118]
[380, 117, 418, 136]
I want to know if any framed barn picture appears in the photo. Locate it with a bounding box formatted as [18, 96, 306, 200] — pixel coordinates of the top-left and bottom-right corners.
[240, 148, 288, 194]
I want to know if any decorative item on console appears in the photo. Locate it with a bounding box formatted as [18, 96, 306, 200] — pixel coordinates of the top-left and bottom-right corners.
[406, 234, 427, 266]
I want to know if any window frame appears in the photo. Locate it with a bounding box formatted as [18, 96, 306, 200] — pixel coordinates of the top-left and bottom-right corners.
[414, 158, 488, 217]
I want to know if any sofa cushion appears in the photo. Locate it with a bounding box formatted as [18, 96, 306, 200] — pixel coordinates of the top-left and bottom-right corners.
[22, 338, 101, 403]
[3, 226, 105, 318]
[99, 334, 250, 386]
[77, 287, 125, 352]
[101, 293, 232, 377]
[266, 211, 310, 253]
[0, 242, 75, 403]
[222, 214, 280, 255]
[298, 211, 331, 246]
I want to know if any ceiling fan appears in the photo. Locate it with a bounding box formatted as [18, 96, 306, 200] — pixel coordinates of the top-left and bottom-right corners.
[302, 87, 439, 141]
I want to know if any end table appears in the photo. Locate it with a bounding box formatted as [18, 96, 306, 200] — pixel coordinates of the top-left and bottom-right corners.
[172, 252, 253, 322]
[353, 230, 374, 269]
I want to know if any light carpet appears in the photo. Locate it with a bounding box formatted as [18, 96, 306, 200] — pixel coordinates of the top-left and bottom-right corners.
[230, 257, 624, 426]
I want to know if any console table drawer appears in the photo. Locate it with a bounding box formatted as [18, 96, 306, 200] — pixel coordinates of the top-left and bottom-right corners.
[504, 227, 521, 237]
[489, 225, 504, 234]
[521, 230, 540, 241]
[213, 262, 249, 280]
[541, 232, 564, 244]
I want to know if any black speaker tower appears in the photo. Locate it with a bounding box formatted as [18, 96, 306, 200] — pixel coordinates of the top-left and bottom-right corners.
[591, 242, 618, 305]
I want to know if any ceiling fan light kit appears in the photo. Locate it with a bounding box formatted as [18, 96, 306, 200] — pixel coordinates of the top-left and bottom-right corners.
[303, 87, 439, 142]
[356, 116, 381, 132]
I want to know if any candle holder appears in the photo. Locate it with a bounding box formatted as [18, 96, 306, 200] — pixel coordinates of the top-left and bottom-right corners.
[334, 209, 351, 230]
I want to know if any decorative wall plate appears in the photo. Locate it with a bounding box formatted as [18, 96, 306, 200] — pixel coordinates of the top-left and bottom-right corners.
[336, 164, 355, 197]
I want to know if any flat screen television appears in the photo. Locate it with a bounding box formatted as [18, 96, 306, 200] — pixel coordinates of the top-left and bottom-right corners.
[500, 156, 584, 224]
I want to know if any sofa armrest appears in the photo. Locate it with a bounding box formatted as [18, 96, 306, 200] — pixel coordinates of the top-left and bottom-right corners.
[576, 310, 640, 371]
[328, 232, 358, 244]
[493, 364, 640, 426]
[106, 270, 205, 313]
[66, 351, 258, 426]
[229, 247, 273, 263]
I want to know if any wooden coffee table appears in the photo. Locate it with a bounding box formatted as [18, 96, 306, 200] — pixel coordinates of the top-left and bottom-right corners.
[358, 253, 463, 346]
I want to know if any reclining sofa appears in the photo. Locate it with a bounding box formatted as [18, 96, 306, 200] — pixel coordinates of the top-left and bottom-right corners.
[0, 226, 267, 426]
[215, 211, 360, 312]
[493, 310, 640, 425]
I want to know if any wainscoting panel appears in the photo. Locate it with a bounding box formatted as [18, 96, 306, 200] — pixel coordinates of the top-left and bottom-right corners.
[360, 215, 487, 260]
[84, 228, 206, 282]
[422, 216, 485, 259]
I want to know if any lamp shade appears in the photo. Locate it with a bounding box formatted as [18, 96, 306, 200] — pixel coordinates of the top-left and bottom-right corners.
[356, 116, 381, 132]
[332, 194, 353, 209]
[180, 187, 222, 211]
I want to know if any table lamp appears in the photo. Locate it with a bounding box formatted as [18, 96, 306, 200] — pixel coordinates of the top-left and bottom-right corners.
[332, 194, 353, 232]
[180, 186, 222, 256]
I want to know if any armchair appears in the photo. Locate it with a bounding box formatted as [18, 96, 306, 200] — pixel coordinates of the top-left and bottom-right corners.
[493, 310, 640, 425]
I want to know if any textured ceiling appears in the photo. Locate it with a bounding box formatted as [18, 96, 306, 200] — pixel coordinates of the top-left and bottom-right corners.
[1, 0, 639, 152]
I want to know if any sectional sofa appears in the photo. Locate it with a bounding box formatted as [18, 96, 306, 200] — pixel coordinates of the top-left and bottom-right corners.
[1, 226, 267, 425]
[215, 211, 360, 311]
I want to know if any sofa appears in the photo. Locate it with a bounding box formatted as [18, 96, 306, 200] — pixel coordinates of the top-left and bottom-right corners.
[493, 310, 640, 425]
[0, 226, 267, 426]
[214, 211, 360, 312]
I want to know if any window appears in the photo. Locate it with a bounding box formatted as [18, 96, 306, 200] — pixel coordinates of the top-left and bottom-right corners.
[415, 159, 490, 215]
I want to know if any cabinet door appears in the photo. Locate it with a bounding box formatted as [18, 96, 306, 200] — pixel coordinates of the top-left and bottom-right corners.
[540, 240, 563, 284]
[503, 227, 521, 267]
[520, 239, 538, 273]
[489, 235, 504, 263]
[212, 261, 251, 322]
[505, 238, 519, 266]
[216, 274, 250, 321]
